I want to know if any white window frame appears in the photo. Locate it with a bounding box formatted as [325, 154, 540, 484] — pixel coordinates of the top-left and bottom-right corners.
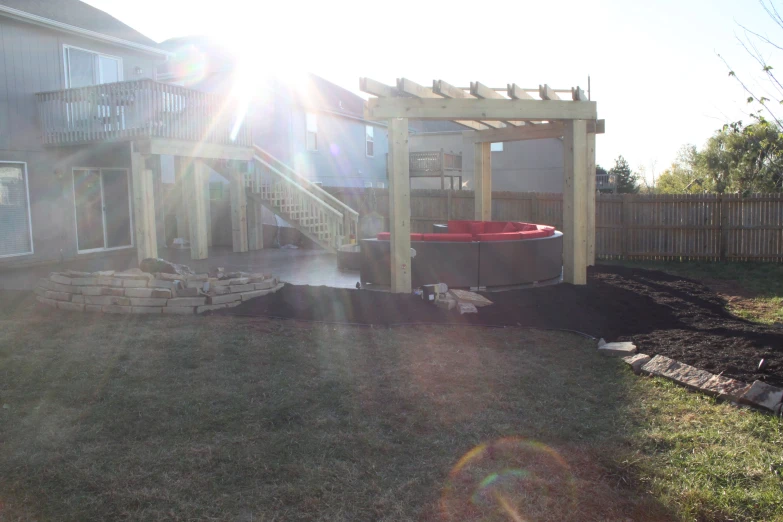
[71, 167, 134, 254]
[0, 161, 34, 258]
[490, 142, 504, 152]
[366, 125, 374, 157]
[63, 45, 124, 88]
[306, 112, 318, 152]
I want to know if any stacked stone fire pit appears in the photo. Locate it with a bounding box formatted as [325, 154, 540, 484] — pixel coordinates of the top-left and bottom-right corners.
[34, 267, 282, 315]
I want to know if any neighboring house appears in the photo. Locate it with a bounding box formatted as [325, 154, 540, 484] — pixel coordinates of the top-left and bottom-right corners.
[158, 36, 390, 189]
[408, 121, 565, 192]
[0, 1, 251, 269]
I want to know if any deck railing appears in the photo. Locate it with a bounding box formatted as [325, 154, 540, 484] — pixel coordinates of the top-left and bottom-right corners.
[597, 173, 617, 191]
[36, 79, 251, 147]
[409, 150, 463, 172]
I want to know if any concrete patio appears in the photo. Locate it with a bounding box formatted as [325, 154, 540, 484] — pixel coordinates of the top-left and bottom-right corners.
[0, 247, 359, 291]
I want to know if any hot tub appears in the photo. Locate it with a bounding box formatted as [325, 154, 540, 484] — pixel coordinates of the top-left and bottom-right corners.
[359, 220, 563, 288]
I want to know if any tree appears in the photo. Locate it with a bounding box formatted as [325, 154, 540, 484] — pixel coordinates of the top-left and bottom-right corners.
[609, 156, 639, 193]
[656, 145, 712, 194]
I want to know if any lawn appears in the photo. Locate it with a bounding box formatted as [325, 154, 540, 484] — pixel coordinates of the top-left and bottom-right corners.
[602, 260, 783, 325]
[0, 291, 781, 521]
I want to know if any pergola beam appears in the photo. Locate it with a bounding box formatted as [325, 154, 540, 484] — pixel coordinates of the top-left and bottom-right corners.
[431, 79, 505, 129]
[539, 84, 560, 101]
[470, 81, 520, 126]
[572, 86, 587, 101]
[507, 83, 535, 100]
[463, 119, 605, 143]
[360, 77, 396, 98]
[366, 97, 597, 121]
[396, 78, 489, 131]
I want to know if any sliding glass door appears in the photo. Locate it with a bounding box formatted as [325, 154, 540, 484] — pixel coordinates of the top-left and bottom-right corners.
[73, 168, 132, 253]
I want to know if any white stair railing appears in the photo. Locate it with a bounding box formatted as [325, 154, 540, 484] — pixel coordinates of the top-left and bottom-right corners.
[247, 154, 348, 251]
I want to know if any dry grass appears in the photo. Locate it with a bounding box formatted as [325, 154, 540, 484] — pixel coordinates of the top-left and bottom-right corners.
[0, 291, 780, 521]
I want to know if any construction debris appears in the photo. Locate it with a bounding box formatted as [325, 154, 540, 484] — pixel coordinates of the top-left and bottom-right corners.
[449, 289, 493, 308]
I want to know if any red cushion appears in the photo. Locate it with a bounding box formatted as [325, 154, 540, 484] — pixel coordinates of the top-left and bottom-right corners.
[519, 229, 551, 239]
[410, 233, 424, 241]
[476, 232, 523, 241]
[422, 233, 473, 242]
[447, 220, 472, 234]
[483, 221, 508, 233]
[468, 222, 484, 236]
[512, 222, 538, 232]
[502, 222, 516, 233]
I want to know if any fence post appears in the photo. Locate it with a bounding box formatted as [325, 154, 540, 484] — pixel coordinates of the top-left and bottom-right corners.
[719, 194, 728, 261]
[446, 188, 452, 221]
[622, 193, 632, 259]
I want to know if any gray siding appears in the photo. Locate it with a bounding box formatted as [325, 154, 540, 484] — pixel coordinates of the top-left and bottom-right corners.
[409, 133, 565, 193]
[287, 106, 388, 187]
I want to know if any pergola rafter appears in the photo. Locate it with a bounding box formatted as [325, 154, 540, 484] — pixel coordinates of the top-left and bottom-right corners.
[360, 76, 602, 292]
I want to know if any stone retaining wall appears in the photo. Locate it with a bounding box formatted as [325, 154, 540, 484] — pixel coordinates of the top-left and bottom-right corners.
[34, 269, 283, 315]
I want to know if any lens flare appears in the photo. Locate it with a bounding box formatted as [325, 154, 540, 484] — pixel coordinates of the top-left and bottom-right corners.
[441, 437, 576, 522]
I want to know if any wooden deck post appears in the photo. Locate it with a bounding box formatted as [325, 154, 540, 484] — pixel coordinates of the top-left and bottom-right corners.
[229, 162, 249, 253]
[185, 159, 209, 260]
[388, 117, 412, 293]
[247, 194, 264, 251]
[474, 141, 491, 221]
[586, 131, 597, 266]
[563, 120, 588, 284]
[131, 149, 158, 264]
[173, 156, 189, 241]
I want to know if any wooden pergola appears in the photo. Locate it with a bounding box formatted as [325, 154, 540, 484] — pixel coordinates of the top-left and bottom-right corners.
[360, 77, 605, 292]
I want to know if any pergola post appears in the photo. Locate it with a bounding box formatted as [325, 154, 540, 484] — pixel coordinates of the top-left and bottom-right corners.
[247, 196, 264, 250]
[474, 141, 491, 220]
[563, 120, 588, 284]
[185, 159, 209, 260]
[586, 131, 597, 266]
[130, 149, 158, 264]
[229, 161, 249, 253]
[388, 117, 412, 293]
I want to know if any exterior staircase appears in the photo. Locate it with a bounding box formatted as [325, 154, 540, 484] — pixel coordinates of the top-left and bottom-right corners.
[244, 146, 359, 252]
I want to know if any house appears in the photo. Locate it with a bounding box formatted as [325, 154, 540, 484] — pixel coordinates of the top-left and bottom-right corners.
[408, 120, 566, 192]
[158, 36, 390, 189]
[0, 0, 252, 269]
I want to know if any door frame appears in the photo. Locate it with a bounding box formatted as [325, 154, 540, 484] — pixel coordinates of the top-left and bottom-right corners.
[71, 167, 134, 254]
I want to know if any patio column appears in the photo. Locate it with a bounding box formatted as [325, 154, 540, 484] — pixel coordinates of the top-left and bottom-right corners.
[563, 120, 588, 284]
[388, 117, 412, 293]
[131, 149, 158, 264]
[247, 196, 264, 250]
[184, 158, 209, 260]
[229, 161, 249, 253]
[586, 130, 597, 266]
[474, 141, 491, 221]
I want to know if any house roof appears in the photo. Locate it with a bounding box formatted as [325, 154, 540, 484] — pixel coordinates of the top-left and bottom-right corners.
[0, 0, 166, 55]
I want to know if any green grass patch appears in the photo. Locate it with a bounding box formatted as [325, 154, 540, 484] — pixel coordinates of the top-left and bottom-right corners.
[0, 292, 781, 520]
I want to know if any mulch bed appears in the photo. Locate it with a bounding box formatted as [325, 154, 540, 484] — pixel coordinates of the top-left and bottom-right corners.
[213, 265, 783, 386]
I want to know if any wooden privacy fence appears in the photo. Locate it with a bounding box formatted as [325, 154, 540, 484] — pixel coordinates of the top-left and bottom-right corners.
[325, 189, 783, 262]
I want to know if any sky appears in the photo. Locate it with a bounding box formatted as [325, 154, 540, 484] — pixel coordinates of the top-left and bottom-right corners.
[86, 0, 783, 184]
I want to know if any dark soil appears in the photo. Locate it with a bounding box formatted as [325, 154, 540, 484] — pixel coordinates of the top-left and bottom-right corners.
[214, 265, 783, 386]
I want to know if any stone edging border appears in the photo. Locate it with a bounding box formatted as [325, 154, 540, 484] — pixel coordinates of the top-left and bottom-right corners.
[599, 339, 783, 416]
[34, 269, 284, 315]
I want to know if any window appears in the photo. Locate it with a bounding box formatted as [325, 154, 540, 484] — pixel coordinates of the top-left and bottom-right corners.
[306, 113, 318, 151]
[364, 181, 374, 188]
[366, 125, 374, 157]
[64, 46, 122, 88]
[490, 142, 504, 152]
[0, 162, 33, 257]
[209, 182, 225, 201]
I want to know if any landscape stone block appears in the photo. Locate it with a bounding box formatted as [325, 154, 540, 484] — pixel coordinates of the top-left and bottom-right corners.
[129, 298, 168, 307]
[101, 287, 125, 296]
[197, 304, 227, 313]
[84, 295, 131, 306]
[49, 273, 72, 285]
[156, 273, 186, 281]
[209, 293, 241, 305]
[57, 301, 85, 312]
[167, 297, 206, 307]
[700, 374, 751, 402]
[125, 288, 172, 298]
[186, 274, 209, 282]
[229, 284, 254, 293]
[123, 279, 149, 288]
[175, 287, 200, 297]
[36, 296, 57, 307]
[44, 290, 72, 302]
[622, 353, 651, 373]
[102, 305, 132, 314]
[71, 295, 85, 304]
[162, 306, 194, 315]
[131, 307, 163, 314]
[150, 279, 179, 290]
[85, 305, 102, 313]
[740, 381, 783, 411]
[70, 277, 98, 286]
[39, 278, 79, 293]
[641, 355, 714, 390]
[96, 276, 123, 287]
[254, 280, 275, 290]
[64, 270, 91, 277]
[598, 342, 637, 357]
